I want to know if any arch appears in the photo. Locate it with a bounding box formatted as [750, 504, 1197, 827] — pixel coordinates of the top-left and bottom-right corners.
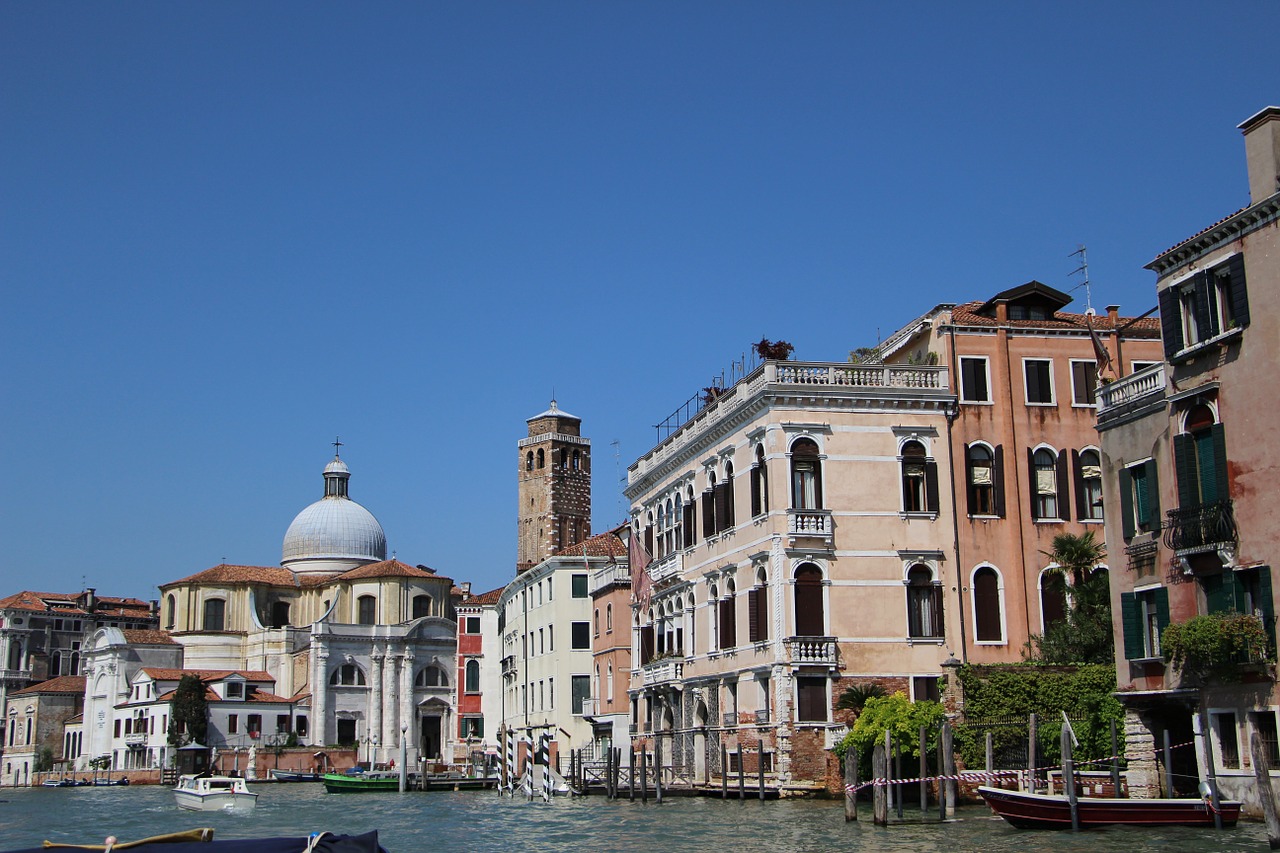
[971, 565, 1005, 643]
[526, 451, 534, 471]
[906, 564, 943, 639]
[329, 663, 367, 686]
[412, 593, 433, 619]
[357, 595, 377, 625]
[793, 563, 825, 637]
[464, 659, 480, 693]
[202, 598, 225, 632]
[1032, 447, 1060, 519]
[416, 664, 449, 688]
[536, 449, 545, 469]
[606, 602, 613, 632]
[966, 443, 996, 516]
[790, 438, 822, 510]
[752, 444, 769, 516]
[606, 662, 614, 702]
[165, 595, 176, 630]
[270, 600, 291, 628]
[1040, 569, 1068, 631]
[572, 449, 581, 470]
[1077, 448, 1103, 520]
[900, 440, 934, 513]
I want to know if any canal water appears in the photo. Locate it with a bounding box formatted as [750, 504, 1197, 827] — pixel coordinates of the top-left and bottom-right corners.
[0, 783, 1271, 852]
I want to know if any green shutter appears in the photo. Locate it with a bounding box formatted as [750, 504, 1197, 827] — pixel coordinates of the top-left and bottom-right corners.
[1155, 587, 1171, 637]
[1145, 459, 1161, 530]
[1159, 287, 1184, 357]
[1260, 567, 1276, 649]
[1174, 434, 1197, 508]
[1119, 467, 1135, 540]
[1227, 253, 1250, 328]
[1211, 424, 1229, 503]
[1120, 592, 1143, 660]
[1204, 572, 1231, 614]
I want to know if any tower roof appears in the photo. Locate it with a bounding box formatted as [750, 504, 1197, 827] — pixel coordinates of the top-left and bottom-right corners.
[527, 399, 579, 423]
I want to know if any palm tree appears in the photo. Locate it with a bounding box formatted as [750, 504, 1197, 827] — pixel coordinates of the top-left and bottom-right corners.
[836, 683, 887, 715]
[1041, 531, 1106, 587]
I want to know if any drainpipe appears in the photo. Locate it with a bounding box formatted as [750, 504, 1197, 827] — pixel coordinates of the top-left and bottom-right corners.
[944, 398, 969, 664]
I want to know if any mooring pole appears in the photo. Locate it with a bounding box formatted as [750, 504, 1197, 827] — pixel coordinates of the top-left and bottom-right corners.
[872, 743, 888, 826]
[942, 721, 956, 820]
[628, 747, 636, 801]
[721, 743, 728, 799]
[1109, 719, 1121, 796]
[655, 737, 663, 804]
[737, 745, 745, 800]
[1198, 709, 1223, 831]
[1251, 730, 1280, 849]
[844, 746, 858, 822]
[1027, 712, 1038, 793]
[985, 731, 994, 788]
[640, 749, 648, 802]
[919, 725, 928, 815]
[1061, 726, 1079, 832]
[884, 730, 894, 815]
[1163, 729, 1174, 798]
[757, 740, 765, 800]
[894, 736, 903, 820]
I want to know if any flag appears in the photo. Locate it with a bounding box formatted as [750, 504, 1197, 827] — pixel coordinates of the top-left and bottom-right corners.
[1085, 313, 1117, 384]
[628, 526, 653, 612]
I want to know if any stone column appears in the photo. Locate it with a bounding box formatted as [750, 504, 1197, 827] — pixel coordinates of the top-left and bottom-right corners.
[312, 645, 329, 748]
[382, 644, 399, 761]
[400, 647, 415, 763]
[1124, 708, 1159, 799]
[369, 649, 385, 762]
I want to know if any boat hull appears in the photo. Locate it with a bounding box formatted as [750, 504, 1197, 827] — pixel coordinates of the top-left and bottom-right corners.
[268, 769, 322, 782]
[978, 785, 1240, 829]
[322, 772, 403, 793]
[173, 775, 258, 813]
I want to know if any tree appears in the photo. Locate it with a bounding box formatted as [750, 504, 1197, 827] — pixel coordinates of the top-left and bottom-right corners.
[167, 674, 209, 748]
[1028, 532, 1113, 664]
[35, 746, 54, 773]
[753, 338, 794, 361]
[835, 682, 887, 715]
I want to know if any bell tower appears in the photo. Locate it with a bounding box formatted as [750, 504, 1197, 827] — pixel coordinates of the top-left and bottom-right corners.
[517, 400, 591, 573]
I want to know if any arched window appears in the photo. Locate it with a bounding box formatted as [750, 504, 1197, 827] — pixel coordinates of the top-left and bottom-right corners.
[973, 566, 1003, 642]
[416, 665, 448, 688]
[1077, 449, 1103, 520]
[165, 594, 176, 629]
[685, 484, 697, 548]
[412, 594, 432, 619]
[50, 651, 62, 677]
[7, 641, 22, 672]
[720, 462, 736, 529]
[203, 598, 225, 632]
[465, 660, 480, 693]
[794, 564, 825, 637]
[748, 567, 769, 642]
[673, 493, 684, 550]
[1041, 571, 1068, 630]
[664, 499, 675, 555]
[906, 565, 943, 639]
[1175, 404, 1227, 509]
[329, 664, 366, 686]
[526, 451, 534, 471]
[606, 603, 612, 632]
[1033, 448, 1060, 519]
[69, 651, 79, 674]
[357, 595, 377, 625]
[966, 444, 996, 516]
[270, 601, 290, 628]
[718, 580, 737, 650]
[607, 662, 614, 702]
[656, 504, 667, 559]
[594, 608, 600, 637]
[536, 449, 545, 469]
[790, 439, 822, 510]
[901, 440, 938, 513]
[572, 450, 581, 470]
[751, 445, 769, 517]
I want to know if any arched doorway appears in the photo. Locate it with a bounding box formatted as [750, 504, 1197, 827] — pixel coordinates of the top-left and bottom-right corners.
[693, 697, 709, 783]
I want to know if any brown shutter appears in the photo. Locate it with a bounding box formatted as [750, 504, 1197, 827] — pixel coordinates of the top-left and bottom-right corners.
[750, 465, 761, 517]
[1027, 448, 1039, 519]
[794, 570, 824, 636]
[748, 588, 760, 642]
[1158, 287, 1183, 357]
[1056, 450, 1071, 521]
[702, 490, 715, 537]
[965, 445, 977, 516]
[925, 460, 940, 513]
[1072, 449, 1087, 520]
[684, 500, 697, 546]
[993, 445, 1006, 518]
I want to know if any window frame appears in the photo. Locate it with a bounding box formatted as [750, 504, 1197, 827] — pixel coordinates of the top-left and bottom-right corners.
[1069, 359, 1099, 407]
[570, 621, 591, 650]
[1022, 358, 1056, 406]
[970, 564, 1006, 645]
[959, 355, 992, 404]
[905, 564, 944, 641]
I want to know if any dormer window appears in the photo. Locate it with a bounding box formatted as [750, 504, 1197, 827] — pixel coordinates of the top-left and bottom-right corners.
[226, 682, 244, 699]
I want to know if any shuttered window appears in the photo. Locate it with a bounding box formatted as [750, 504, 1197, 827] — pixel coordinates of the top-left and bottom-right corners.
[794, 565, 825, 637]
[1119, 588, 1169, 660]
[973, 567, 1003, 642]
[1159, 255, 1250, 360]
[1025, 359, 1054, 404]
[796, 677, 828, 722]
[748, 586, 769, 643]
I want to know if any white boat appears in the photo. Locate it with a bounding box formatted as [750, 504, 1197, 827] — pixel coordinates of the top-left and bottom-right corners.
[173, 774, 258, 812]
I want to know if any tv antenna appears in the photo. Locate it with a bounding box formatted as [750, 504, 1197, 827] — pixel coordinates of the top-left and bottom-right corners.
[1069, 245, 1093, 314]
[611, 439, 623, 521]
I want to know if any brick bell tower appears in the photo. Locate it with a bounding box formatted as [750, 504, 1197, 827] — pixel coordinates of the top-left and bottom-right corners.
[516, 400, 591, 573]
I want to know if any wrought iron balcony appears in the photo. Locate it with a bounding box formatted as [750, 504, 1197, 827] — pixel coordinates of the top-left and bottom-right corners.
[784, 636, 838, 666]
[1163, 500, 1237, 555]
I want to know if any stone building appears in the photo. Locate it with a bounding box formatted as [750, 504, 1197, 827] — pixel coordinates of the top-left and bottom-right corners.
[453, 585, 503, 766]
[517, 401, 592, 572]
[2, 675, 85, 786]
[1099, 106, 1280, 810]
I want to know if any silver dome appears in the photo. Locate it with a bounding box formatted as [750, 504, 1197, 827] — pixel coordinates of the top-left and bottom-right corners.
[281, 454, 387, 571]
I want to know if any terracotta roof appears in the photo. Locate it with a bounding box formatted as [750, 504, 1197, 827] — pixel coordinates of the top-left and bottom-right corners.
[139, 668, 275, 683]
[949, 302, 1161, 337]
[14, 675, 86, 695]
[333, 560, 449, 582]
[0, 590, 154, 617]
[1151, 204, 1249, 262]
[553, 531, 628, 559]
[289, 689, 312, 702]
[122, 629, 178, 645]
[162, 564, 298, 587]
[241, 689, 292, 704]
[459, 586, 505, 607]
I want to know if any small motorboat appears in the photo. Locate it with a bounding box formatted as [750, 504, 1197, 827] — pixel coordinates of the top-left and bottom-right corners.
[322, 770, 405, 793]
[173, 774, 259, 813]
[268, 768, 322, 782]
[1, 827, 388, 853]
[978, 784, 1241, 829]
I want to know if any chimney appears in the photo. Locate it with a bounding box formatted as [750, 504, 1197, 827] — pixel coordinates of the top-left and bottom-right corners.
[1238, 106, 1280, 204]
[460, 582, 472, 599]
[1106, 305, 1120, 325]
[150, 599, 160, 618]
[85, 588, 96, 611]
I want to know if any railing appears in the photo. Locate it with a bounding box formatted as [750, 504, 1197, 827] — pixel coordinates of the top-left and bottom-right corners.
[124, 732, 148, 746]
[579, 698, 598, 717]
[648, 552, 684, 585]
[1097, 363, 1166, 414]
[754, 709, 771, 725]
[722, 712, 738, 728]
[775, 362, 947, 389]
[0, 669, 33, 682]
[788, 509, 833, 538]
[590, 563, 631, 595]
[642, 659, 684, 686]
[1163, 500, 1237, 554]
[500, 656, 516, 676]
[785, 636, 838, 666]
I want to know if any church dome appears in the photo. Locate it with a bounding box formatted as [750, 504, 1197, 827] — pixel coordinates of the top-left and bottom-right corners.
[282, 454, 387, 576]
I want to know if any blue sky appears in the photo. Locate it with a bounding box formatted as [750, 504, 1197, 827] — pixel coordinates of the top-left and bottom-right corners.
[2, 3, 1275, 600]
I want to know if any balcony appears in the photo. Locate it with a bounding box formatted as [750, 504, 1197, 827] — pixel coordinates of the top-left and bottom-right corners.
[1097, 363, 1167, 423]
[1163, 500, 1237, 560]
[787, 509, 834, 548]
[124, 732, 148, 746]
[754, 709, 771, 725]
[722, 712, 738, 728]
[590, 562, 631, 595]
[648, 551, 684, 585]
[579, 698, 598, 717]
[785, 636, 838, 667]
[0, 668, 33, 683]
[641, 659, 684, 687]
[500, 656, 516, 677]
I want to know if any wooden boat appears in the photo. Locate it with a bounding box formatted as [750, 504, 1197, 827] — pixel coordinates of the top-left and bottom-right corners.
[2, 827, 387, 853]
[173, 774, 259, 812]
[978, 785, 1241, 829]
[322, 770, 405, 793]
[268, 768, 322, 782]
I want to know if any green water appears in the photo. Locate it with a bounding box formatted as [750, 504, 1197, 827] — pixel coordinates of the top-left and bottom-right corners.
[0, 783, 1270, 852]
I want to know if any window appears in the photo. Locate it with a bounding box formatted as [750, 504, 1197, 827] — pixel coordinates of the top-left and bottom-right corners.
[750, 445, 769, 518]
[536, 449, 545, 468]
[1158, 255, 1250, 357]
[1202, 567, 1276, 648]
[795, 677, 828, 722]
[357, 595, 376, 625]
[463, 616, 480, 634]
[525, 451, 533, 471]
[1070, 360, 1098, 406]
[412, 595, 432, 619]
[465, 659, 480, 693]
[225, 682, 243, 699]
[912, 676, 941, 703]
[966, 443, 1003, 517]
[165, 595, 176, 630]
[900, 441, 939, 514]
[606, 603, 612, 632]
[461, 717, 483, 739]
[330, 664, 366, 686]
[972, 566, 1003, 642]
[684, 485, 697, 548]
[246, 714, 261, 737]
[1024, 359, 1054, 405]
[790, 439, 822, 510]
[748, 579, 769, 643]
[571, 574, 589, 598]
[593, 609, 599, 637]
[1030, 448, 1065, 520]
[571, 622, 590, 650]
[1130, 360, 1159, 375]
[571, 675, 591, 715]
[1120, 587, 1169, 660]
[1119, 459, 1160, 538]
[1075, 449, 1104, 521]
[959, 357, 990, 403]
[1213, 711, 1241, 770]
[415, 665, 447, 687]
[906, 565, 943, 639]
[1174, 406, 1228, 509]
[1041, 571, 1068, 631]
[228, 714, 239, 734]
[1256, 712, 1280, 768]
[718, 585, 736, 650]
[715, 462, 735, 531]
[202, 598, 225, 632]
[793, 564, 824, 637]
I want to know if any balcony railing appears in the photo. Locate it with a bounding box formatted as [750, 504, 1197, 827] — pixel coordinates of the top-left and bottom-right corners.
[500, 655, 516, 676]
[590, 562, 631, 595]
[722, 712, 738, 728]
[754, 709, 771, 725]
[1163, 500, 1237, 555]
[124, 732, 148, 746]
[785, 636, 838, 666]
[642, 659, 684, 687]
[788, 509, 833, 543]
[775, 363, 947, 389]
[0, 668, 33, 682]
[579, 698, 598, 717]
[648, 551, 684, 585]
[1097, 363, 1166, 415]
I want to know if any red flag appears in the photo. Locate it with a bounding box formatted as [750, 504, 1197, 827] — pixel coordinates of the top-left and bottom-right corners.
[628, 527, 653, 611]
[1085, 313, 1117, 384]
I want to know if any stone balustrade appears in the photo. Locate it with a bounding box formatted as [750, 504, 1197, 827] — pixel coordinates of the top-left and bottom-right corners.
[1097, 363, 1166, 413]
[642, 659, 683, 686]
[784, 636, 838, 666]
[647, 551, 684, 585]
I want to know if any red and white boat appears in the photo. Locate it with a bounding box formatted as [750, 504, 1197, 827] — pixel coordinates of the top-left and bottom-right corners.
[977, 785, 1241, 829]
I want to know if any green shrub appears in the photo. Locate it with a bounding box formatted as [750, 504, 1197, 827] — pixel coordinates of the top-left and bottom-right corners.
[834, 692, 946, 763]
[1162, 612, 1270, 683]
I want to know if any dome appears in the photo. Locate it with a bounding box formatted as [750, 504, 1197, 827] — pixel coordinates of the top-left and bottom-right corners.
[281, 455, 387, 576]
